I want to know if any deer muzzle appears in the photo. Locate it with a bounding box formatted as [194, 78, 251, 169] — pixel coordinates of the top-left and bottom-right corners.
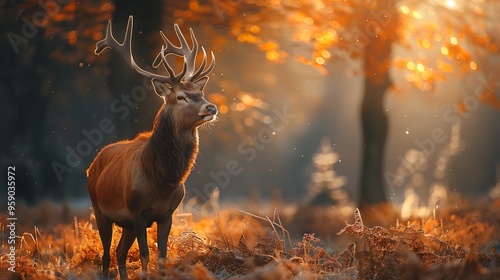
[199, 103, 218, 121]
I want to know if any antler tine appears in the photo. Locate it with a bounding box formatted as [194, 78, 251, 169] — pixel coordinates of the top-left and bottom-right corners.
[94, 19, 114, 55]
[183, 27, 199, 80]
[157, 44, 176, 77]
[190, 47, 207, 80]
[188, 48, 215, 83]
[153, 25, 197, 80]
[153, 24, 214, 85]
[154, 31, 181, 68]
[150, 30, 186, 86]
[159, 45, 187, 85]
[95, 16, 170, 84]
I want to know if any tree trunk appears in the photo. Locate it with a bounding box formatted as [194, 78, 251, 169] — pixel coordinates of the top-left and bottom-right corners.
[359, 69, 389, 207]
[358, 6, 398, 207]
[110, 0, 163, 139]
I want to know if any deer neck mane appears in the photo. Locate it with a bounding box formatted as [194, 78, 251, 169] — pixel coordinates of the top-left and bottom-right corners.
[142, 103, 199, 189]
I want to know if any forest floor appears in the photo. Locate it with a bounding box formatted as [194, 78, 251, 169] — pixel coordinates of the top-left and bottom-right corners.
[1, 197, 500, 279]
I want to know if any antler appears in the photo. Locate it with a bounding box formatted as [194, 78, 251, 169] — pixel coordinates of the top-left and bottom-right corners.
[153, 24, 215, 84]
[95, 16, 173, 85]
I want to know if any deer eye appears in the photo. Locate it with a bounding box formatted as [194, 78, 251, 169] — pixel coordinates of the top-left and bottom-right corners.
[177, 96, 187, 102]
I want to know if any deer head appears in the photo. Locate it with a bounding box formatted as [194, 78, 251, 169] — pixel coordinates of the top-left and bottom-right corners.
[95, 16, 217, 130]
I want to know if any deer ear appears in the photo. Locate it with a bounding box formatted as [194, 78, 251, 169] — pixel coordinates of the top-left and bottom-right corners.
[151, 79, 172, 97]
[193, 77, 209, 91]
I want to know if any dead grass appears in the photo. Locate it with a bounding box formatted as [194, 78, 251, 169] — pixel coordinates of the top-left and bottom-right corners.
[1, 200, 500, 279]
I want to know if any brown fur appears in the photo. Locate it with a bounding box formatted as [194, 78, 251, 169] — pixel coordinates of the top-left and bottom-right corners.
[88, 105, 198, 227]
[87, 85, 215, 279]
[87, 104, 197, 225]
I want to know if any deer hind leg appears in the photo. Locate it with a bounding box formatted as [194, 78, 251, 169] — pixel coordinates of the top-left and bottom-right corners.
[156, 215, 173, 273]
[95, 213, 113, 280]
[116, 228, 136, 279]
[133, 214, 149, 279]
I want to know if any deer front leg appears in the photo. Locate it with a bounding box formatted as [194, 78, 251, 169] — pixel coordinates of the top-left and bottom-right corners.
[156, 215, 173, 272]
[133, 213, 149, 279]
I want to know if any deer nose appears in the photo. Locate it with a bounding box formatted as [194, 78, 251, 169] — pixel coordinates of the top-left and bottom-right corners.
[206, 104, 218, 115]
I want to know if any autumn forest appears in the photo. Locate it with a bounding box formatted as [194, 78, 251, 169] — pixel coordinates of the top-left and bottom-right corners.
[1, 0, 500, 279]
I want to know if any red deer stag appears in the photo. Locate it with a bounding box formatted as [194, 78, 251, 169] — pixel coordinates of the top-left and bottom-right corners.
[87, 16, 217, 279]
